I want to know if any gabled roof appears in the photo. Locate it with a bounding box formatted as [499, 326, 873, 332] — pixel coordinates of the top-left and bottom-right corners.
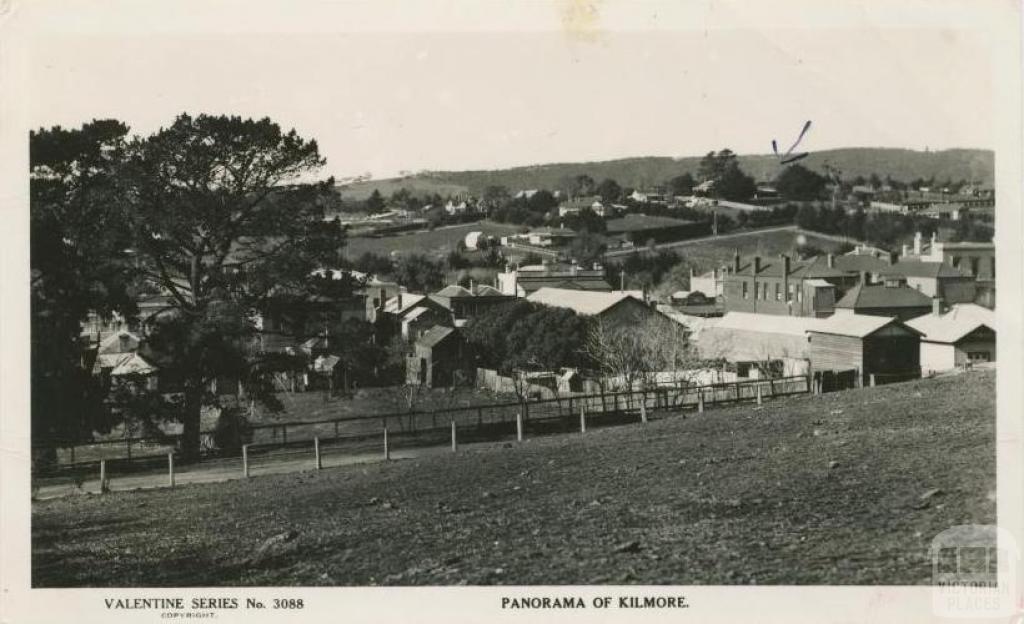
[712, 311, 824, 336]
[434, 285, 473, 298]
[835, 283, 933, 309]
[832, 254, 893, 274]
[110, 352, 158, 376]
[810, 314, 922, 338]
[906, 310, 995, 344]
[729, 255, 851, 280]
[383, 293, 427, 315]
[417, 325, 457, 348]
[313, 354, 341, 372]
[97, 331, 142, 355]
[472, 284, 503, 296]
[881, 259, 970, 279]
[527, 288, 640, 316]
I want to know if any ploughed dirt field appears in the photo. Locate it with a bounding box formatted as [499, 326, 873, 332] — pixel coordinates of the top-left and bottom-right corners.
[32, 370, 995, 586]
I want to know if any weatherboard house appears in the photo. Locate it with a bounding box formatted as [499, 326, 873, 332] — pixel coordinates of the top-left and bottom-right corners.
[906, 302, 996, 374]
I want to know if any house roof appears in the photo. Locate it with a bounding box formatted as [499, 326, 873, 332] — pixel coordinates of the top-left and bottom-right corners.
[944, 303, 996, 325]
[515, 276, 612, 294]
[403, 306, 432, 322]
[97, 331, 142, 355]
[313, 354, 341, 372]
[906, 310, 995, 344]
[472, 284, 503, 296]
[383, 293, 427, 315]
[712, 311, 824, 336]
[527, 288, 640, 316]
[835, 283, 933, 309]
[730, 255, 851, 280]
[416, 325, 457, 348]
[110, 352, 158, 377]
[881, 259, 969, 279]
[434, 285, 473, 298]
[832, 254, 893, 274]
[810, 314, 922, 338]
[696, 313, 814, 360]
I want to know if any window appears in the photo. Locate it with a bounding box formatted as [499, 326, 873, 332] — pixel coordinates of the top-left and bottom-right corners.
[968, 352, 990, 363]
[775, 283, 781, 301]
[787, 284, 794, 301]
[742, 281, 748, 299]
[970, 257, 980, 277]
[736, 362, 752, 378]
[991, 256, 995, 279]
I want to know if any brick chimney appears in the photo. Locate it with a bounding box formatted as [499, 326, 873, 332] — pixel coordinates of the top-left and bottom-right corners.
[827, 253, 835, 269]
[932, 298, 943, 316]
[914, 231, 922, 255]
[378, 288, 386, 311]
[753, 256, 761, 273]
[397, 292, 403, 310]
[781, 254, 791, 276]
[733, 250, 741, 273]
[902, 243, 909, 257]
[888, 251, 898, 265]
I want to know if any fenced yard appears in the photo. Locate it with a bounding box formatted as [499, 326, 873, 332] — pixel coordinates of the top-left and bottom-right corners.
[31, 370, 995, 586]
[32, 375, 810, 495]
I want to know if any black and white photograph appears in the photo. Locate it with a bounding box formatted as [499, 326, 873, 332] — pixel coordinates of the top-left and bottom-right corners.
[2, 1, 1022, 622]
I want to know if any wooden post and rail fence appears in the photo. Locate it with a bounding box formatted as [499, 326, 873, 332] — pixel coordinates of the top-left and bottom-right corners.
[35, 375, 819, 493]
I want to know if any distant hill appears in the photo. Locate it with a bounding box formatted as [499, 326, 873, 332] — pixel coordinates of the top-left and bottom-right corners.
[336, 148, 993, 199]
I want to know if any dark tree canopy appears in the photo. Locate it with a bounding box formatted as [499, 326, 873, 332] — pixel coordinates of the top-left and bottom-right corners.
[775, 164, 827, 201]
[32, 113, 348, 461]
[30, 120, 138, 458]
[464, 301, 592, 373]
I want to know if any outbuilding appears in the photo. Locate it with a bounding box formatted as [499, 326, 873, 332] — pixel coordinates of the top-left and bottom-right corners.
[808, 314, 923, 388]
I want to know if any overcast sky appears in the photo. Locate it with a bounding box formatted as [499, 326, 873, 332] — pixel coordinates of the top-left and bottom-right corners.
[26, 2, 994, 180]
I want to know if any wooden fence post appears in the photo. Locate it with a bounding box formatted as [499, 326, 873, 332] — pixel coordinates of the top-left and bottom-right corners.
[516, 412, 524, 442]
[282, 425, 288, 446]
[451, 420, 458, 452]
[769, 379, 775, 397]
[870, 374, 876, 387]
[640, 401, 648, 424]
[314, 437, 322, 470]
[383, 427, 391, 461]
[756, 384, 763, 406]
[99, 459, 108, 493]
[580, 407, 587, 433]
[698, 391, 704, 414]
[168, 452, 175, 487]
[242, 444, 250, 478]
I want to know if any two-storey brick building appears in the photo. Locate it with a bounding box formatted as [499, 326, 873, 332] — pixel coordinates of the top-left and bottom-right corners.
[721, 253, 859, 318]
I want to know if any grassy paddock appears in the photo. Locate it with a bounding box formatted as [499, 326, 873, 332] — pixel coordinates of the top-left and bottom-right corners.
[343, 221, 523, 258]
[32, 370, 994, 586]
